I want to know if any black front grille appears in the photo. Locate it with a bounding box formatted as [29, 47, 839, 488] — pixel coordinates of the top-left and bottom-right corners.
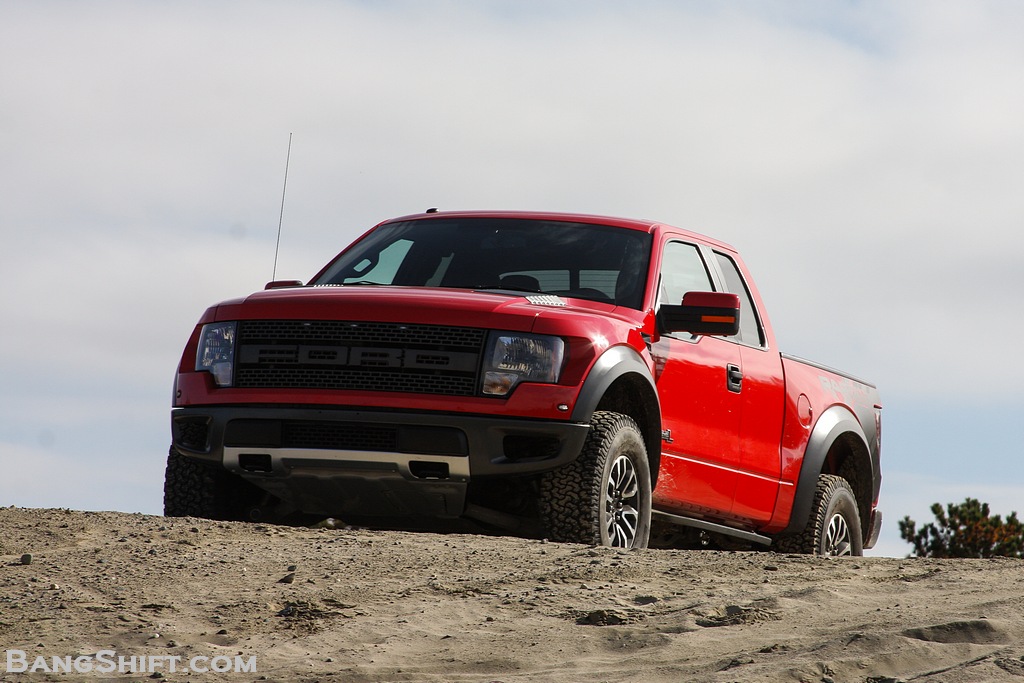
[282, 422, 398, 451]
[236, 367, 478, 395]
[234, 320, 486, 397]
[224, 419, 468, 456]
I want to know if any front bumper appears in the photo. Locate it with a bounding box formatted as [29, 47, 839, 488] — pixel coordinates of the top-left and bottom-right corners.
[171, 405, 590, 519]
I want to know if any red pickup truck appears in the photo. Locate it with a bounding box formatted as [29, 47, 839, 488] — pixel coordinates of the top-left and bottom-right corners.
[167, 211, 882, 555]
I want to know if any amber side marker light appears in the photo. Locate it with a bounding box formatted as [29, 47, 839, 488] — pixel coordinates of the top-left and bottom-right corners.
[658, 291, 741, 337]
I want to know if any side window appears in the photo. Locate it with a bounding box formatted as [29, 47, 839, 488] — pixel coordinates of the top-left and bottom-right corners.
[659, 241, 715, 307]
[714, 252, 764, 348]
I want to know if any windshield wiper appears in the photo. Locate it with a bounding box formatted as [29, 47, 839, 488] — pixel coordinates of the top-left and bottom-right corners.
[452, 283, 543, 294]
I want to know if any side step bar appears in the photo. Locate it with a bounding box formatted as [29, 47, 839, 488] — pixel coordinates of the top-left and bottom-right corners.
[652, 509, 772, 547]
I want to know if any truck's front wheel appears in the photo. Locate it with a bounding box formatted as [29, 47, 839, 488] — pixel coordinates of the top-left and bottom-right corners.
[164, 446, 263, 521]
[539, 411, 652, 549]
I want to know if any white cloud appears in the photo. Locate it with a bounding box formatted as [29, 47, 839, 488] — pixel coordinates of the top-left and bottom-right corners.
[1, 232, 275, 390]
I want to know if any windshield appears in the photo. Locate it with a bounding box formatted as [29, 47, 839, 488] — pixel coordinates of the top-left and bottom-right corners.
[313, 218, 653, 309]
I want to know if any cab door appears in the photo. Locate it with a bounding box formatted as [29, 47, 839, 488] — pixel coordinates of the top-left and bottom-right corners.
[710, 251, 785, 524]
[651, 240, 741, 518]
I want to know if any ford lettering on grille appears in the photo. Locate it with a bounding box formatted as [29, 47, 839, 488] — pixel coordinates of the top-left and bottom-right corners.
[233, 321, 486, 396]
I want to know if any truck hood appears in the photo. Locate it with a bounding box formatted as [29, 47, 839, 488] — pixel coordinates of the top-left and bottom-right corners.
[207, 285, 643, 335]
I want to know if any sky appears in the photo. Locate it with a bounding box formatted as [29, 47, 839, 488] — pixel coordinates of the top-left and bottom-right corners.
[2, 1, 1023, 558]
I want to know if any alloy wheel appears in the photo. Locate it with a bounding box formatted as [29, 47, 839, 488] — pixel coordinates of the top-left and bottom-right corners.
[604, 454, 641, 548]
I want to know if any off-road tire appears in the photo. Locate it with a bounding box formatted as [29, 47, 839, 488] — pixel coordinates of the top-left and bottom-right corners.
[776, 474, 863, 556]
[539, 411, 652, 549]
[164, 446, 261, 521]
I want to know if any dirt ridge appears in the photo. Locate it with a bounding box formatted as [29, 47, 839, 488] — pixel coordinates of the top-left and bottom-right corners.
[2, 507, 1023, 682]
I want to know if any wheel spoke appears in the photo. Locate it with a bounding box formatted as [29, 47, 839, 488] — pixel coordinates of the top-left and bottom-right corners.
[618, 474, 639, 499]
[619, 506, 639, 534]
[611, 523, 628, 547]
[609, 514, 637, 547]
[608, 457, 638, 499]
[824, 513, 852, 556]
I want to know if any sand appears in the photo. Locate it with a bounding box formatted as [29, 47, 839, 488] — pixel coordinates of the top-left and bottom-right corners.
[2, 507, 1023, 682]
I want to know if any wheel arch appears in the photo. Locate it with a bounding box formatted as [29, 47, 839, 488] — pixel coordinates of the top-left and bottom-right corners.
[781, 405, 875, 540]
[570, 345, 662, 488]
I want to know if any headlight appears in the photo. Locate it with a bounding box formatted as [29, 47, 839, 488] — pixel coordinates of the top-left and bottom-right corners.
[482, 332, 564, 396]
[195, 322, 237, 387]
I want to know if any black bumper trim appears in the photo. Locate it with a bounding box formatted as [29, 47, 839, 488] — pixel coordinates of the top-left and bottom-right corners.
[171, 405, 590, 478]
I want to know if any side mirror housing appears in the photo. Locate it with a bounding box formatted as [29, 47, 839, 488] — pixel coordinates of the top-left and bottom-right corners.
[658, 291, 741, 336]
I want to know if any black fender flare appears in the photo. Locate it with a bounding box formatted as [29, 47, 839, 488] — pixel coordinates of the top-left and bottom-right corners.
[570, 345, 662, 484]
[781, 404, 872, 536]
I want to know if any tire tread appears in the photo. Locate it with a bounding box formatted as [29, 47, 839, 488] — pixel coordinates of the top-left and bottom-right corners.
[163, 446, 218, 518]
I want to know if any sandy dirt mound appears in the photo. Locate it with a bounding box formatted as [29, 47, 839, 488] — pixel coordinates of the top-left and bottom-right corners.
[2, 507, 1023, 682]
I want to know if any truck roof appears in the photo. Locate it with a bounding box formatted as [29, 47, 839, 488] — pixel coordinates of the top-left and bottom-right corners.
[380, 210, 737, 252]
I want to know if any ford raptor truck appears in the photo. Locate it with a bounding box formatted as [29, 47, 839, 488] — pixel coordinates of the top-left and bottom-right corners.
[167, 211, 882, 555]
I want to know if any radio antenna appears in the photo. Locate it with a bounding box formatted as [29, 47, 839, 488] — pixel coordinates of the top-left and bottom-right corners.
[272, 132, 293, 281]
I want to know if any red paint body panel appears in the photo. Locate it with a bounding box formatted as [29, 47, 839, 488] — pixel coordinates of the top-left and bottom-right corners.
[762, 356, 883, 532]
[651, 335, 740, 517]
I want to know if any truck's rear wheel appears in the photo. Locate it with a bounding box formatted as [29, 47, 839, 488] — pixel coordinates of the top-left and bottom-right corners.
[778, 474, 863, 556]
[539, 411, 652, 549]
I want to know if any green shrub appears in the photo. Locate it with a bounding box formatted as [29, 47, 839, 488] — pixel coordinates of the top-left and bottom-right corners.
[899, 498, 1024, 558]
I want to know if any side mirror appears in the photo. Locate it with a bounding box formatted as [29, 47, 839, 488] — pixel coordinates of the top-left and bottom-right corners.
[264, 280, 304, 290]
[658, 291, 741, 336]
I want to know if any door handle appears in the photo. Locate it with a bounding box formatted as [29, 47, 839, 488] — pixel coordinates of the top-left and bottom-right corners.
[727, 364, 743, 393]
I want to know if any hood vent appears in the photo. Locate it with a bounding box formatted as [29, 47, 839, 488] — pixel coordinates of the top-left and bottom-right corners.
[525, 294, 567, 307]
